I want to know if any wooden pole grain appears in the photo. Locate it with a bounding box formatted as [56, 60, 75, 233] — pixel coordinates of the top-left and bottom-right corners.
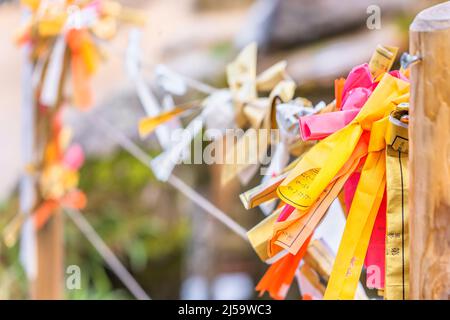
[29, 48, 67, 300]
[31, 113, 64, 299]
[32, 211, 64, 299]
[409, 1, 450, 300]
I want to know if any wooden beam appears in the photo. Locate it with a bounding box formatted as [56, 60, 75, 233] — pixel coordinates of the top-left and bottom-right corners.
[409, 1, 450, 300]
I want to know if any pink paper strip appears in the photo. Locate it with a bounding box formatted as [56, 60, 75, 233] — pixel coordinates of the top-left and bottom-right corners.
[64, 144, 85, 170]
[344, 171, 386, 290]
[342, 63, 373, 102]
[299, 109, 360, 141]
[341, 87, 371, 111]
[364, 191, 386, 289]
[277, 204, 295, 222]
[343, 172, 361, 214]
[299, 64, 374, 141]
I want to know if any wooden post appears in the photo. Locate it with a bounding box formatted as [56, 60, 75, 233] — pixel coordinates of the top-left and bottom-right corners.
[21, 46, 65, 300]
[20, 43, 63, 300]
[30, 114, 65, 300]
[30, 111, 65, 300]
[32, 212, 64, 299]
[409, 1, 450, 300]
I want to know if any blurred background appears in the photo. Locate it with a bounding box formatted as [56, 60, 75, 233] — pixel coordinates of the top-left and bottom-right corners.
[0, 0, 438, 299]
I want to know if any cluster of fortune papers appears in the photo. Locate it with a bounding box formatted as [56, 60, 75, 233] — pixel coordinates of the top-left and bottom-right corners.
[140, 43, 411, 300]
[12, 0, 412, 301]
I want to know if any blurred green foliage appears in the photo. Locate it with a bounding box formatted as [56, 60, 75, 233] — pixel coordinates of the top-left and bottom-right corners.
[0, 150, 191, 299]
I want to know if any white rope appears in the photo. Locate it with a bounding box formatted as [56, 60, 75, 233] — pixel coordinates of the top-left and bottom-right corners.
[65, 208, 151, 300]
[90, 116, 249, 241]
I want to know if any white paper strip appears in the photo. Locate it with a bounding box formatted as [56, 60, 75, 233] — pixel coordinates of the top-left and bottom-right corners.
[126, 29, 172, 149]
[150, 116, 203, 181]
[19, 42, 37, 280]
[40, 36, 66, 107]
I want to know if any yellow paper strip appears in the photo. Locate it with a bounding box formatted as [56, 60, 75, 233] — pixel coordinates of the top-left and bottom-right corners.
[247, 208, 282, 262]
[368, 45, 399, 78]
[277, 74, 409, 211]
[384, 106, 409, 300]
[240, 172, 288, 210]
[138, 101, 200, 138]
[324, 147, 386, 300]
[273, 166, 356, 255]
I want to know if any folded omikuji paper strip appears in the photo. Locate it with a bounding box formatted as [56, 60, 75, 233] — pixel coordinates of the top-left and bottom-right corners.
[10, 1, 145, 280]
[324, 132, 387, 299]
[239, 44, 413, 299]
[271, 133, 369, 256]
[18, 0, 145, 109]
[222, 80, 297, 186]
[222, 43, 298, 186]
[138, 43, 306, 184]
[246, 74, 409, 300]
[384, 105, 409, 300]
[256, 236, 312, 300]
[299, 64, 373, 141]
[344, 166, 388, 291]
[301, 239, 368, 300]
[324, 96, 409, 300]
[298, 45, 399, 143]
[344, 154, 388, 291]
[33, 113, 87, 229]
[335, 103, 409, 296]
[361, 188, 387, 290]
[277, 74, 409, 211]
[298, 50, 404, 293]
